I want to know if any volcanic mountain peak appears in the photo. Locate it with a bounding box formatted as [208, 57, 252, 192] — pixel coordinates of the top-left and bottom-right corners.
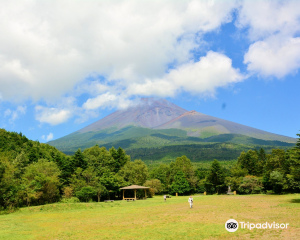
[49, 98, 296, 154]
[78, 98, 187, 133]
[77, 98, 295, 143]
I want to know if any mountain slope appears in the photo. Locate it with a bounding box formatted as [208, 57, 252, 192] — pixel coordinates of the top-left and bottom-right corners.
[48, 98, 296, 156]
[78, 98, 187, 133]
[155, 110, 296, 143]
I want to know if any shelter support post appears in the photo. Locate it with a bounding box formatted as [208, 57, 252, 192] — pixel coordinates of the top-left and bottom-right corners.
[144, 189, 147, 199]
[123, 189, 125, 200]
[134, 189, 137, 200]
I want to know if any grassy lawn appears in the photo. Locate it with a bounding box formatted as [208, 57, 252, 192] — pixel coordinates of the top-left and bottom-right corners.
[0, 194, 299, 240]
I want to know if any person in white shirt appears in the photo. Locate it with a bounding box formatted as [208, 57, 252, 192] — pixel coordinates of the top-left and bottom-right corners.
[164, 195, 166, 201]
[188, 196, 193, 208]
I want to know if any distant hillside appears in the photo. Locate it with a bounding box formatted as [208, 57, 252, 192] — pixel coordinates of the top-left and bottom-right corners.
[48, 98, 296, 160]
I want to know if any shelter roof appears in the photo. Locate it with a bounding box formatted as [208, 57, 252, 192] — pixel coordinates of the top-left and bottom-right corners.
[120, 185, 150, 190]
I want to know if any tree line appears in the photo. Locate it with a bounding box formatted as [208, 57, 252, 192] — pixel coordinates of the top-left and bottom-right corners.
[0, 128, 299, 212]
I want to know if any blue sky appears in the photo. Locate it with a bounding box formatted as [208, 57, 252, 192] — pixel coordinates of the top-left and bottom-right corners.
[0, 0, 300, 142]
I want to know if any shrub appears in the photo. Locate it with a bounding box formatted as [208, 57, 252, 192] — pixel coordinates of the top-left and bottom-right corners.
[75, 186, 96, 202]
[238, 176, 263, 194]
[63, 186, 73, 198]
[60, 197, 80, 203]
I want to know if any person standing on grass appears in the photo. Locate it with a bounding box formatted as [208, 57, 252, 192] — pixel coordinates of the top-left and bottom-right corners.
[188, 196, 193, 208]
[164, 195, 166, 201]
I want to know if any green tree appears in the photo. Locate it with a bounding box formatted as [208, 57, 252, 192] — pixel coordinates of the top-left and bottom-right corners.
[0, 156, 21, 209]
[170, 171, 190, 195]
[100, 170, 122, 192]
[269, 171, 284, 194]
[285, 132, 300, 192]
[195, 167, 208, 180]
[109, 147, 131, 172]
[149, 164, 170, 191]
[73, 149, 87, 170]
[22, 159, 61, 205]
[238, 176, 263, 194]
[205, 159, 226, 194]
[263, 149, 289, 191]
[119, 159, 148, 186]
[237, 150, 259, 176]
[13, 151, 29, 178]
[84, 146, 113, 170]
[170, 156, 194, 180]
[76, 186, 97, 202]
[69, 168, 87, 195]
[169, 156, 196, 191]
[144, 179, 162, 195]
[257, 148, 267, 175]
[230, 165, 248, 178]
[224, 164, 248, 192]
[290, 132, 300, 180]
[93, 183, 107, 202]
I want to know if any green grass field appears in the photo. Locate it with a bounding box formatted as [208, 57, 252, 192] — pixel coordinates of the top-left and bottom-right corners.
[1, 194, 299, 240]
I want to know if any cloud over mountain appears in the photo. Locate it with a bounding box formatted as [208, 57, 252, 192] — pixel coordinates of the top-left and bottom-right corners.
[1, 0, 300, 129]
[0, 0, 237, 102]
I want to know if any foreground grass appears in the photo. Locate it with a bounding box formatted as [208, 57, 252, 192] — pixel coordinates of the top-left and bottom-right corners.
[0, 194, 299, 240]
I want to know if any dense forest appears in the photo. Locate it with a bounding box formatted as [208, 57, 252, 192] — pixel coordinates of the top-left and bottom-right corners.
[0, 128, 299, 212]
[126, 143, 291, 162]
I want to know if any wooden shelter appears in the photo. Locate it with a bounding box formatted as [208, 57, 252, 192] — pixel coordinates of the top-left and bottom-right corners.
[120, 185, 150, 200]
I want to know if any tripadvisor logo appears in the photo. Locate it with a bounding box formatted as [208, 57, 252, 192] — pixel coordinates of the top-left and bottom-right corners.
[225, 219, 289, 232]
[225, 219, 239, 232]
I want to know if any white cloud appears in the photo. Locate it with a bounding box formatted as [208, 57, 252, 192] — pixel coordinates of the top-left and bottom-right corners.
[7, 0, 300, 125]
[34, 49, 244, 124]
[238, 0, 300, 78]
[4, 109, 11, 117]
[34, 96, 78, 125]
[41, 132, 54, 141]
[35, 106, 72, 125]
[237, 0, 300, 41]
[128, 80, 177, 97]
[244, 37, 300, 78]
[0, 0, 238, 102]
[83, 92, 117, 110]
[128, 51, 244, 97]
[83, 92, 135, 110]
[4, 105, 26, 123]
[16, 105, 26, 114]
[74, 79, 110, 97]
[46, 133, 53, 141]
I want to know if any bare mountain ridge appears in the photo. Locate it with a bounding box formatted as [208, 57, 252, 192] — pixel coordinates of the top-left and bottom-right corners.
[78, 98, 187, 133]
[154, 110, 296, 143]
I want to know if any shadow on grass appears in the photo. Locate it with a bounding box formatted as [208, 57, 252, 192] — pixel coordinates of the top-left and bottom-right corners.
[290, 199, 300, 203]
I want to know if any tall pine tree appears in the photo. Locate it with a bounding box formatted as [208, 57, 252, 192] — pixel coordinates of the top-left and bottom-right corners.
[205, 159, 226, 194]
